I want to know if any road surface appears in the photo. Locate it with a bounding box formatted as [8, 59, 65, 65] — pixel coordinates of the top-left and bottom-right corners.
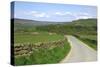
[61, 35, 97, 63]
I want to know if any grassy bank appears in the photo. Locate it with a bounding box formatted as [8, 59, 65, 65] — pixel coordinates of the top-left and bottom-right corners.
[73, 34, 97, 50]
[14, 40, 71, 65]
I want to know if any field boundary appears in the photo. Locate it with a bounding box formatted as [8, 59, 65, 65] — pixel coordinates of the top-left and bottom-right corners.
[14, 38, 67, 57]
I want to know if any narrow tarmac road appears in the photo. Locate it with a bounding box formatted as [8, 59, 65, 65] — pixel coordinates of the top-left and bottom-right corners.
[61, 35, 97, 63]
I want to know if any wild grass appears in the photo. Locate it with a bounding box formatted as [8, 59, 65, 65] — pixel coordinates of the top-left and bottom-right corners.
[14, 40, 71, 65]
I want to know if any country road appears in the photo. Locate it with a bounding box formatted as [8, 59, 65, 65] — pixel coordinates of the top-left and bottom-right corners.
[61, 35, 97, 63]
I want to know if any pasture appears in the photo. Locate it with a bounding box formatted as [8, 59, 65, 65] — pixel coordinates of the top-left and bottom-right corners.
[14, 32, 64, 44]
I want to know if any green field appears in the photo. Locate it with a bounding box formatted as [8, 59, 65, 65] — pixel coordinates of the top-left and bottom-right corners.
[14, 32, 64, 44]
[78, 35, 97, 40]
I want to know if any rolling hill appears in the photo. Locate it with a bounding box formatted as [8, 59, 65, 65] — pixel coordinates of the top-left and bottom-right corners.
[12, 18, 97, 34]
[13, 18, 97, 27]
[13, 18, 65, 26]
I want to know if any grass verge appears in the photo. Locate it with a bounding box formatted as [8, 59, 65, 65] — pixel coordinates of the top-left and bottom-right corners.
[14, 40, 71, 66]
[73, 34, 97, 50]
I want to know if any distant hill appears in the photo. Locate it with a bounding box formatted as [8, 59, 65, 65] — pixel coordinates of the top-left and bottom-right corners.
[13, 18, 97, 34]
[12, 18, 65, 32]
[12, 18, 97, 27]
[72, 19, 97, 26]
[34, 18, 97, 35]
[13, 18, 64, 26]
[64, 18, 97, 27]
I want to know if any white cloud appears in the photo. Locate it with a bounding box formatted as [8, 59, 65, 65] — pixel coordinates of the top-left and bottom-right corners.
[33, 13, 45, 17]
[65, 12, 73, 15]
[24, 10, 93, 20]
[78, 12, 89, 16]
[55, 12, 65, 15]
[74, 12, 93, 19]
[75, 15, 92, 19]
[54, 11, 93, 20]
[25, 11, 50, 18]
[55, 12, 73, 16]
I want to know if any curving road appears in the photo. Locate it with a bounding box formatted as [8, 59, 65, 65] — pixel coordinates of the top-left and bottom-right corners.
[61, 35, 97, 63]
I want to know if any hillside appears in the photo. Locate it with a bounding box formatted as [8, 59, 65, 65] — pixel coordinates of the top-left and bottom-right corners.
[13, 18, 64, 26]
[71, 19, 97, 26]
[13, 18, 97, 35]
[36, 18, 97, 35]
[13, 18, 97, 27]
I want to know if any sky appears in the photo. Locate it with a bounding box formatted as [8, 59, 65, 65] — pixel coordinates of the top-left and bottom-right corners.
[13, 1, 97, 22]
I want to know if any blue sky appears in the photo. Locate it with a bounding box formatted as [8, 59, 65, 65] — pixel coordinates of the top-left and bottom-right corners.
[14, 1, 97, 22]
